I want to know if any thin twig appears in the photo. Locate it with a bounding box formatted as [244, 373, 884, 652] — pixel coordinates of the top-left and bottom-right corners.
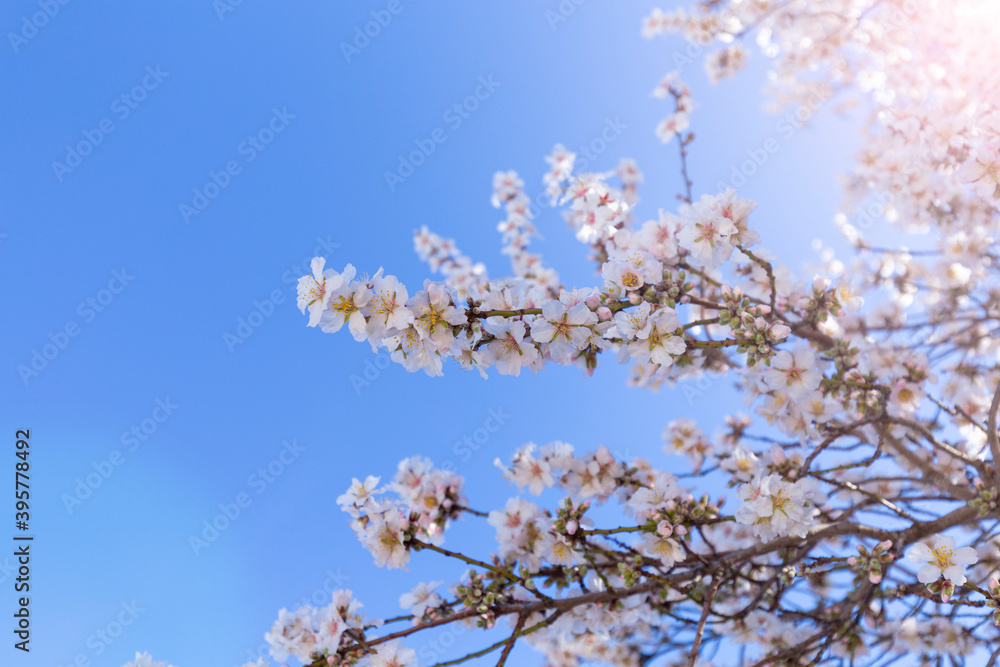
[987, 377, 1000, 489]
[677, 131, 694, 204]
[431, 611, 563, 667]
[688, 576, 721, 667]
[495, 614, 527, 667]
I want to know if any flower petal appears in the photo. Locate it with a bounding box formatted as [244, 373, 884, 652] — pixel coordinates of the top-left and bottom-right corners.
[917, 564, 940, 584]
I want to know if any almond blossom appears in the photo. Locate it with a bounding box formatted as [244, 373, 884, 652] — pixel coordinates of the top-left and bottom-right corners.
[482, 319, 539, 376]
[529, 301, 597, 361]
[764, 347, 824, 400]
[734, 474, 824, 541]
[296, 257, 344, 327]
[399, 581, 444, 621]
[908, 536, 979, 586]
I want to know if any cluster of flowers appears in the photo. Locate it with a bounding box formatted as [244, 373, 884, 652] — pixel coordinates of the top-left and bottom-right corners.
[320, 448, 977, 665]
[555, 168, 634, 248]
[653, 71, 695, 143]
[733, 473, 824, 541]
[668, 416, 808, 490]
[412, 226, 487, 300]
[705, 44, 748, 84]
[263, 590, 387, 665]
[542, 143, 575, 203]
[497, 442, 629, 501]
[722, 609, 817, 657]
[881, 617, 976, 657]
[643, 9, 748, 85]
[644, 0, 1000, 233]
[542, 146, 643, 247]
[493, 442, 695, 568]
[293, 166, 998, 663]
[414, 147, 645, 309]
[398, 580, 445, 624]
[299, 175, 797, 383]
[336, 456, 466, 569]
[521, 576, 680, 665]
[491, 169, 560, 291]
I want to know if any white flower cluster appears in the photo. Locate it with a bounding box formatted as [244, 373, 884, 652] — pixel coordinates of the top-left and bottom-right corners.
[721, 609, 816, 656]
[495, 442, 634, 503]
[705, 44, 748, 84]
[652, 71, 695, 143]
[300, 158, 780, 382]
[734, 473, 824, 541]
[675, 189, 758, 267]
[614, 157, 643, 206]
[488, 497, 565, 569]
[522, 585, 677, 666]
[250, 591, 423, 667]
[491, 443, 691, 569]
[399, 580, 445, 624]
[491, 169, 560, 291]
[645, 0, 1000, 231]
[882, 617, 976, 657]
[336, 457, 466, 569]
[413, 225, 488, 300]
[264, 589, 379, 664]
[662, 418, 710, 469]
[559, 172, 634, 245]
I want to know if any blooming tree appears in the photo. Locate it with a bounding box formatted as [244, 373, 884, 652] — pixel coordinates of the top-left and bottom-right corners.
[135, 1, 1000, 665]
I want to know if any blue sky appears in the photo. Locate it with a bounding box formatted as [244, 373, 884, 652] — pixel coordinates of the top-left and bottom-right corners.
[0, 1, 862, 665]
